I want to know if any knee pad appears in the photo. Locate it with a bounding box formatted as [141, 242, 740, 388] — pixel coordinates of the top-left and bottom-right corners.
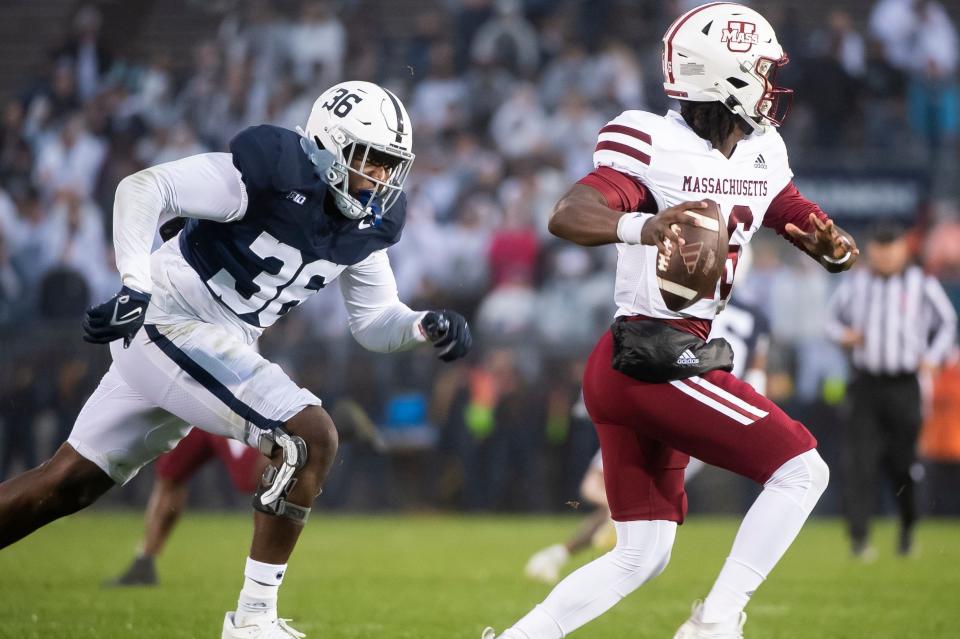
[766, 449, 830, 512]
[610, 520, 677, 580]
[806, 450, 830, 495]
[252, 428, 311, 523]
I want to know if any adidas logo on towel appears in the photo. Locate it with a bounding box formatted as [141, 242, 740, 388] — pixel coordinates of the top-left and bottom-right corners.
[676, 349, 700, 366]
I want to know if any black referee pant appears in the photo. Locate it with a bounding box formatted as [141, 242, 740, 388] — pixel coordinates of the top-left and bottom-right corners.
[842, 371, 921, 547]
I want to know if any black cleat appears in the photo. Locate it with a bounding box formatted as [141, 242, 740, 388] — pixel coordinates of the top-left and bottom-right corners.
[897, 528, 916, 557]
[104, 555, 158, 587]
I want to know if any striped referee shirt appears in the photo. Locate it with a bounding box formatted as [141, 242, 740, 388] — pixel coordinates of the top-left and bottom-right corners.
[826, 265, 957, 375]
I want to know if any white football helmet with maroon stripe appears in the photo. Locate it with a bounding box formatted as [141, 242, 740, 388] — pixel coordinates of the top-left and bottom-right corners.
[301, 81, 414, 221]
[661, 3, 792, 134]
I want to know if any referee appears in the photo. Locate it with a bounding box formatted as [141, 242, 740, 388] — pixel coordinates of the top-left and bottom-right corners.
[826, 222, 957, 559]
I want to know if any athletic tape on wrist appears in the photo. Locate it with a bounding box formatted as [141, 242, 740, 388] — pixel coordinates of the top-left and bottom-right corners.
[617, 213, 653, 245]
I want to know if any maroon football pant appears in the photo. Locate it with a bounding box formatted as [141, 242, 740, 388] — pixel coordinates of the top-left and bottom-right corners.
[583, 330, 816, 523]
[154, 428, 262, 493]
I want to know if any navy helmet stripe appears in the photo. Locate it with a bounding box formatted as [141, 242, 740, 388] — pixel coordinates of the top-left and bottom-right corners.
[144, 324, 285, 431]
[383, 88, 404, 144]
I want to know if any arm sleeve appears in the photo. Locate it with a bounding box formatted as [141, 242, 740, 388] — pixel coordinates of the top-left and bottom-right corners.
[576, 165, 658, 213]
[922, 275, 958, 366]
[339, 249, 428, 353]
[824, 278, 854, 342]
[763, 181, 830, 258]
[114, 152, 248, 293]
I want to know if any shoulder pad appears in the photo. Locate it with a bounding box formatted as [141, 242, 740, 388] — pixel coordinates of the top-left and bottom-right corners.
[230, 125, 319, 196]
[593, 111, 660, 179]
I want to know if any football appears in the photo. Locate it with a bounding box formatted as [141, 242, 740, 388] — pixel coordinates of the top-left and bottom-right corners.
[656, 199, 728, 312]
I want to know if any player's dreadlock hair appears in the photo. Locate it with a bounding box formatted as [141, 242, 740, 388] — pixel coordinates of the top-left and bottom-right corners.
[679, 101, 753, 150]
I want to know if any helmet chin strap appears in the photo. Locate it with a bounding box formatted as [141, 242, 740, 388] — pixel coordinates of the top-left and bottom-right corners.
[356, 189, 383, 226]
[723, 95, 767, 136]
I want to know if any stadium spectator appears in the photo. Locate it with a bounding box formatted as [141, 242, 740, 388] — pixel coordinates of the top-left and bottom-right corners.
[53, 4, 112, 102]
[870, 0, 959, 149]
[535, 244, 614, 357]
[826, 222, 958, 558]
[547, 91, 606, 181]
[486, 195, 540, 289]
[6, 186, 60, 287]
[0, 101, 32, 186]
[32, 112, 107, 200]
[816, 10, 867, 78]
[482, 347, 548, 510]
[0, 359, 41, 479]
[538, 44, 591, 110]
[0, 230, 23, 328]
[23, 62, 81, 141]
[488, 82, 548, 159]
[409, 42, 469, 135]
[148, 122, 209, 166]
[797, 14, 863, 148]
[44, 189, 113, 301]
[861, 38, 910, 150]
[919, 350, 960, 515]
[584, 41, 647, 111]
[475, 269, 538, 343]
[286, 1, 346, 89]
[470, 0, 540, 76]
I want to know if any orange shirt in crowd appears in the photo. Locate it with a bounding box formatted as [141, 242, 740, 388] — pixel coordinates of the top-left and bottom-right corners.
[921, 361, 960, 461]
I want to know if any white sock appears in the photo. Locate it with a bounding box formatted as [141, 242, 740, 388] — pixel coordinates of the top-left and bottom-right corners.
[236, 557, 288, 623]
[700, 449, 829, 623]
[503, 520, 677, 638]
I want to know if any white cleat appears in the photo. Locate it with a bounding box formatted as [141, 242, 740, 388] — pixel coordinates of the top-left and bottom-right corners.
[524, 543, 569, 584]
[673, 601, 746, 639]
[481, 627, 497, 639]
[222, 612, 306, 638]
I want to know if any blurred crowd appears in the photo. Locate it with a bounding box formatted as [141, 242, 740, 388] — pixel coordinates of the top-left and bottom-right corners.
[1, 0, 959, 513]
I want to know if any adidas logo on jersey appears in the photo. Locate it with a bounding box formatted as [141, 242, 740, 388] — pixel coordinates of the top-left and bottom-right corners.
[676, 349, 700, 366]
[753, 154, 767, 170]
[286, 191, 307, 205]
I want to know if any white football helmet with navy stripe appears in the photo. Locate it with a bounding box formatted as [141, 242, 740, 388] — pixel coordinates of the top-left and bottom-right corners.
[301, 81, 414, 220]
[662, 3, 792, 133]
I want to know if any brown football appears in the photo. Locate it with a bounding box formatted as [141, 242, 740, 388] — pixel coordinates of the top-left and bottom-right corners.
[655, 199, 728, 312]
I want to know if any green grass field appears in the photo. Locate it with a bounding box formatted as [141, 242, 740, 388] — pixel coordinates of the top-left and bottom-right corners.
[1, 514, 957, 638]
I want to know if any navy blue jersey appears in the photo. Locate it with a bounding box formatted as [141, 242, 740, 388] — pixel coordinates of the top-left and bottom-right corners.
[709, 298, 771, 379]
[178, 125, 406, 327]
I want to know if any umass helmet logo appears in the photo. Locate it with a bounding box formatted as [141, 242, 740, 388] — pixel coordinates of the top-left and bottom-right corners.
[721, 20, 759, 52]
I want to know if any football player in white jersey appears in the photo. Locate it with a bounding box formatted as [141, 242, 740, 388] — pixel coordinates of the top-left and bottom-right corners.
[0, 81, 472, 638]
[484, 4, 856, 639]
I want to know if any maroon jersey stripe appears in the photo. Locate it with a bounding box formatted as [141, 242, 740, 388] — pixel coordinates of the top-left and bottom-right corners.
[599, 124, 652, 145]
[595, 140, 651, 166]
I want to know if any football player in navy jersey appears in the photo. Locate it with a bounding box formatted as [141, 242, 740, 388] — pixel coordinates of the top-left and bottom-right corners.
[0, 81, 471, 638]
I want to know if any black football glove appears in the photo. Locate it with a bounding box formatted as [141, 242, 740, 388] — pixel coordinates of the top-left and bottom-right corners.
[82, 286, 151, 347]
[421, 310, 472, 362]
